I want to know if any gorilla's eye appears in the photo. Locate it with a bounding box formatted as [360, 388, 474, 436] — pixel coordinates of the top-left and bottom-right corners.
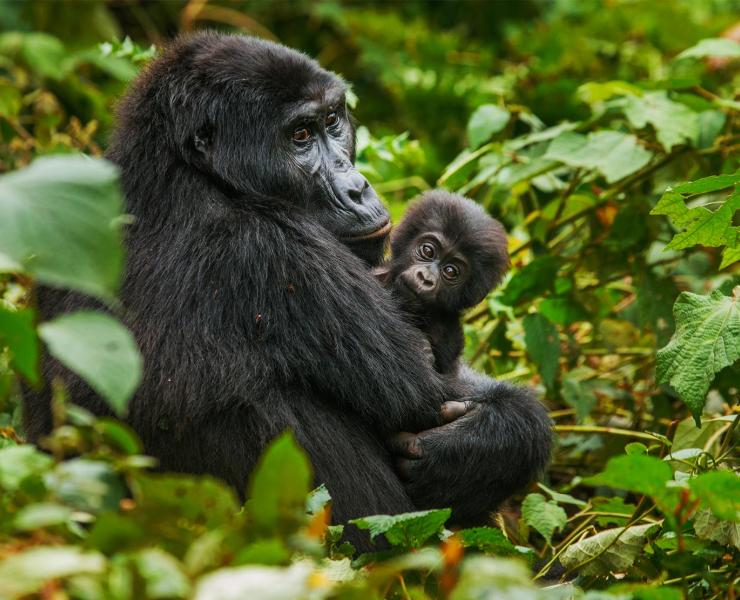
[326, 111, 339, 128]
[293, 127, 311, 142]
[442, 264, 460, 281]
[419, 242, 436, 260]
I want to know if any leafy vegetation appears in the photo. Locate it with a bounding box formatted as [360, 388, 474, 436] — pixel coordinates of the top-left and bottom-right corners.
[0, 1, 738, 598]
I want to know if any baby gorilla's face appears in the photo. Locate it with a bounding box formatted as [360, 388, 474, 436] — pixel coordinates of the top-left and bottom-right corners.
[395, 231, 470, 312]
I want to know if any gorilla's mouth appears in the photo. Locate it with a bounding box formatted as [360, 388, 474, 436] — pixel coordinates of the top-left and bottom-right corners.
[341, 219, 392, 242]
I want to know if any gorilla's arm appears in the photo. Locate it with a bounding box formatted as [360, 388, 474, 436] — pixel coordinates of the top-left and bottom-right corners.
[391, 365, 553, 523]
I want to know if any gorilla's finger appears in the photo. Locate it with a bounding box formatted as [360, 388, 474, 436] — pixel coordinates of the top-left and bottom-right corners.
[441, 399, 474, 423]
[387, 432, 423, 459]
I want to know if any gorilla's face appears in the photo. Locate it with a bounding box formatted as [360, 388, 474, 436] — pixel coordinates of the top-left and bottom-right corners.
[175, 35, 390, 264]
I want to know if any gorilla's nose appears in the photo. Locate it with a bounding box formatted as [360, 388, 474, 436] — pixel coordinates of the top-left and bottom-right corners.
[415, 267, 436, 289]
[345, 171, 370, 204]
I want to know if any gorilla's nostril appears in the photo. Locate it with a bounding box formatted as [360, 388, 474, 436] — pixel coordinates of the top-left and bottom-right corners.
[348, 187, 363, 203]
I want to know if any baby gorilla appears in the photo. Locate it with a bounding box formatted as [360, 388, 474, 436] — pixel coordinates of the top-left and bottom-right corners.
[376, 191, 510, 374]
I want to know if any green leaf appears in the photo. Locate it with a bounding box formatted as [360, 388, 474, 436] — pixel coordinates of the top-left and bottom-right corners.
[561, 376, 596, 422]
[622, 91, 699, 151]
[693, 508, 740, 549]
[559, 523, 658, 576]
[193, 563, 313, 600]
[133, 548, 191, 599]
[656, 288, 740, 425]
[677, 38, 740, 60]
[521, 493, 566, 544]
[247, 431, 312, 535]
[651, 189, 739, 251]
[306, 483, 331, 515]
[523, 313, 560, 390]
[38, 311, 142, 416]
[46, 459, 127, 514]
[673, 172, 740, 194]
[19, 33, 67, 80]
[350, 508, 451, 549]
[690, 471, 740, 522]
[467, 104, 510, 148]
[720, 245, 740, 270]
[584, 455, 675, 511]
[13, 502, 72, 531]
[0, 444, 53, 491]
[0, 155, 125, 301]
[0, 306, 39, 383]
[0, 547, 106, 599]
[577, 80, 642, 105]
[0, 85, 22, 117]
[545, 130, 653, 183]
[457, 527, 519, 556]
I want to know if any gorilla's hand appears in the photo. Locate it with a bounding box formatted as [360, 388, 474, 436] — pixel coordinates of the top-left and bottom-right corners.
[389, 378, 552, 525]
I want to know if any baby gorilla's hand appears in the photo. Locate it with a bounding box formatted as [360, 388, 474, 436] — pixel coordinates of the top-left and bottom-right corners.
[388, 399, 477, 479]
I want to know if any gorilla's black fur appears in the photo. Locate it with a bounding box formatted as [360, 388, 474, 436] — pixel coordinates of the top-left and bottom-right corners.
[23, 33, 552, 549]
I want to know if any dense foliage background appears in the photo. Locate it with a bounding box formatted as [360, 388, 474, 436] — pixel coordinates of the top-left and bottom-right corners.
[0, 1, 738, 598]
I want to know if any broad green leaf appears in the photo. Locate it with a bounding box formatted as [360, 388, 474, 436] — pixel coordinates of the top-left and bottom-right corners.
[538, 483, 588, 508]
[46, 459, 127, 514]
[0, 444, 53, 491]
[523, 313, 560, 390]
[677, 38, 740, 60]
[622, 91, 699, 151]
[247, 431, 312, 535]
[194, 563, 313, 600]
[450, 556, 535, 600]
[0, 155, 124, 301]
[584, 455, 675, 511]
[350, 508, 451, 548]
[0, 85, 22, 117]
[0, 546, 106, 599]
[651, 189, 739, 251]
[673, 172, 740, 194]
[457, 527, 519, 556]
[559, 523, 658, 576]
[306, 483, 331, 515]
[521, 493, 566, 544]
[0, 305, 38, 383]
[693, 508, 740, 549]
[720, 245, 740, 270]
[18, 33, 68, 80]
[577, 80, 642, 105]
[467, 104, 510, 148]
[672, 415, 734, 452]
[133, 548, 191, 599]
[656, 288, 740, 425]
[545, 130, 652, 183]
[690, 471, 740, 522]
[13, 503, 72, 531]
[38, 311, 142, 416]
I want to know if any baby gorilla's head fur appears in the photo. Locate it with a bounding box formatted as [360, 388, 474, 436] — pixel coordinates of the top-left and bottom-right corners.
[387, 190, 510, 314]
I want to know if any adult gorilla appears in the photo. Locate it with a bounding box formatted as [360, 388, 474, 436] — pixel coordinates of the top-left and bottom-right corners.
[24, 33, 551, 545]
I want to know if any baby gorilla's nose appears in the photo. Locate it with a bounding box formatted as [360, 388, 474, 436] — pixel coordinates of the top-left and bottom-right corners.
[415, 267, 436, 289]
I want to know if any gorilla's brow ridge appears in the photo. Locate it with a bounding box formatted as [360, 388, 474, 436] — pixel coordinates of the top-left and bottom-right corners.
[285, 86, 346, 122]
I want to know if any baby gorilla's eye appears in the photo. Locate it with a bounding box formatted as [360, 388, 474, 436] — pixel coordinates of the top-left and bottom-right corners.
[326, 111, 339, 127]
[293, 127, 311, 142]
[442, 264, 460, 281]
[419, 242, 436, 259]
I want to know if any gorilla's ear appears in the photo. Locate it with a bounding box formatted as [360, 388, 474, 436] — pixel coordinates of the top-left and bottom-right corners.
[372, 265, 392, 285]
[192, 126, 212, 156]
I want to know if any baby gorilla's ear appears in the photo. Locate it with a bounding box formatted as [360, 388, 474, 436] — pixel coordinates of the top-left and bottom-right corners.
[372, 265, 392, 285]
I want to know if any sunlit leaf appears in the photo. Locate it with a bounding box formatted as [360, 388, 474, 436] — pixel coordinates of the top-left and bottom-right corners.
[545, 130, 652, 183]
[690, 470, 740, 522]
[247, 431, 312, 536]
[559, 523, 658, 576]
[467, 104, 510, 148]
[622, 91, 699, 151]
[350, 508, 450, 549]
[0, 305, 38, 383]
[521, 493, 566, 545]
[656, 288, 740, 425]
[38, 311, 142, 416]
[0, 156, 125, 301]
[677, 38, 740, 60]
